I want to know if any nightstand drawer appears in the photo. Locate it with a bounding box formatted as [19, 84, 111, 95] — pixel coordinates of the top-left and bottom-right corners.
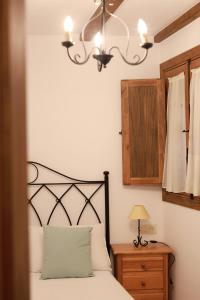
[122, 256, 163, 272]
[129, 291, 164, 300]
[122, 271, 163, 290]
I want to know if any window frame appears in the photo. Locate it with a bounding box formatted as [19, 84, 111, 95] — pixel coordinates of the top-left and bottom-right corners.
[160, 44, 200, 211]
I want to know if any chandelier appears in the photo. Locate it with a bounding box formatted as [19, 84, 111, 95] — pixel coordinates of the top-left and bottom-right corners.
[61, 0, 153, 72]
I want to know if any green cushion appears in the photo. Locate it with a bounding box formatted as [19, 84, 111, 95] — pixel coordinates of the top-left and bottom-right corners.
[41, 226, 93, 279]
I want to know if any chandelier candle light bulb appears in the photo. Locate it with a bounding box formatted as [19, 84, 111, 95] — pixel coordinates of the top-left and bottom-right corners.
[94, 32, 103, 54]
[64, 16, 74, 42]
[137, 18, 148, 45]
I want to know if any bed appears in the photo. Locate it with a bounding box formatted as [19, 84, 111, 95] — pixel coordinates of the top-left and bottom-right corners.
[31, 271, 133, 300]
[28, 161, 134, 300]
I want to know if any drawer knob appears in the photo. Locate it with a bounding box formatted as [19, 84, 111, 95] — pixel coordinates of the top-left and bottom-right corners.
[141, 281, 146, 288]
[141, 264, 147, 270]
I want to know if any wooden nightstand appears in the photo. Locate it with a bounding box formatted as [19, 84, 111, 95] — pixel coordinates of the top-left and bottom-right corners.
[111, 243, 172, 300]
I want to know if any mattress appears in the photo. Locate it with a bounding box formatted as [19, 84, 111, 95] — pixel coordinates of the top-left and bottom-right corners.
[31, 271, 134, 300]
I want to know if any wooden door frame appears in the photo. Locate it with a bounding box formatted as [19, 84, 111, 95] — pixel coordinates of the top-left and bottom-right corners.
[0, 0, 29, 299]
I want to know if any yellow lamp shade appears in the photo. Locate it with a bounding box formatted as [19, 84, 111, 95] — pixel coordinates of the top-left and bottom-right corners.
[129, 205, 150, 220]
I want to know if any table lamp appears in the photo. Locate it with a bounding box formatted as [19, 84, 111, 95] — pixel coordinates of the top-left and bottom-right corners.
[129, 205, 150, 247]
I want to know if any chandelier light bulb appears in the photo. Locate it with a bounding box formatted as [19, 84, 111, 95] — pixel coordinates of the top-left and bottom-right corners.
[64, 16, 74, 32]
[137, 19, 148, 35]
[94, 32, 103, 48]
[137, 18, 148, 44]
[64, 16, 74, 42]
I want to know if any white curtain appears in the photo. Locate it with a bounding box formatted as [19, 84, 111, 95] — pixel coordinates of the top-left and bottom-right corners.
[185, 68, 200, 196]
[162, 72, 187, 192]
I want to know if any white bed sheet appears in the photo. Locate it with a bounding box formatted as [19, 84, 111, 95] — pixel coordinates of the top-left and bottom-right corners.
[31, 271, 134, 300]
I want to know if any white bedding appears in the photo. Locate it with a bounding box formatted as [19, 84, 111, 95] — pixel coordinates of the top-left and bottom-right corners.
[31, 271, 134, 300]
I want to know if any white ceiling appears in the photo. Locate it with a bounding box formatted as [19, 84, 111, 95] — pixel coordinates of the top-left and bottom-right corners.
[26, 0, 200, 36]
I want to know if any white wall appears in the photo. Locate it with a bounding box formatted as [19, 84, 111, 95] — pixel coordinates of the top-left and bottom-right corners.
[27, 19, 200, 300]
[26, 35, 164, 243]
[160, 18, 200, 300]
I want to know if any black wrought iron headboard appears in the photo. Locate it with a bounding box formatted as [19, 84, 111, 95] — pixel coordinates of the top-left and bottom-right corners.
[27, 161, 110, 250]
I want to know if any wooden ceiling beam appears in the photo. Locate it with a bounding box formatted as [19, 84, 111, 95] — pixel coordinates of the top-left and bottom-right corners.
[83, 0, 125, 41]
[154, 2, 200, 43]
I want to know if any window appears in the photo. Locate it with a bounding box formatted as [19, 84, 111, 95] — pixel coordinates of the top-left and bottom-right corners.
[160, 44, 200, 210]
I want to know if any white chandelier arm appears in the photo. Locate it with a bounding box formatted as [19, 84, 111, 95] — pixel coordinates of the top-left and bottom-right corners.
[66, 6, 104, 65]
[66, 47, 90, 65]
[105, 8, 131, 58]
[108, 46, 148, 65]
[81, 6, 103, 44]
[66, 46, 101, 65]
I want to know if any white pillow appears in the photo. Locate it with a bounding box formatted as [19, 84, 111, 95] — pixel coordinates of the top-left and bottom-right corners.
[79, 223, 111, 271]
[29, 223, 111, 272]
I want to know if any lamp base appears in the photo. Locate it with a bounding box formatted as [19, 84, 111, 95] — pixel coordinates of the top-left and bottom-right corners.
[133, 235, 148, 248]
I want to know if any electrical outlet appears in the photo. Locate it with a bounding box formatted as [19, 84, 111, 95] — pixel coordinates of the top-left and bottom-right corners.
[141, 224, 157, 234]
